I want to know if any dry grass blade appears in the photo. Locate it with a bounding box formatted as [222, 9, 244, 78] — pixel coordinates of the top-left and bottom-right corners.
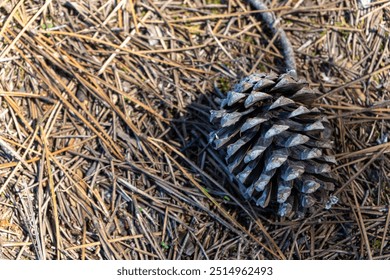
[0, 0, 53, 59]
[0, 0, 389, 260]
[41, 131, 62, 260]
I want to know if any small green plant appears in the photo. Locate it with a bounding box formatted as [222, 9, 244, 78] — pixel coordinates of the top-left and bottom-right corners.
[161, 241, 169, 249]
[41, 21, 54, 30]
[41, 20, 54, 37]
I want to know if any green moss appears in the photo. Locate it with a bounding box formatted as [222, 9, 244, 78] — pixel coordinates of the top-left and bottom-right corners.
[257, 63, 266, 72]
[379, 42, 386, 52]
[224, 62, 232, 68]
[206, 0, 222, 4]
[18, 67, 25, 80]
[187, 24, 202, 34]
[372, 239, 381, 250]
[340, 30, 349, 39]
[244, 35, 254, 44]
[372, 75, 381, 83]
[384, 186, 390, 196]
[217, 77, 231, 93]
[120, 66, 129, 74]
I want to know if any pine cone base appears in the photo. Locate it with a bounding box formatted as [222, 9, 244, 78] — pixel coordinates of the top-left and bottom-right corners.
[210, 72, 336, 218]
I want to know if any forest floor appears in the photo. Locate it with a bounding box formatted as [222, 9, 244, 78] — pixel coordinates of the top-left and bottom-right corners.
[0, 0, 389, 259]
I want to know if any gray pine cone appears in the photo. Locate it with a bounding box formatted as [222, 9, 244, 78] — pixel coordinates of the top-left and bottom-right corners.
[210, 72, 336, 218]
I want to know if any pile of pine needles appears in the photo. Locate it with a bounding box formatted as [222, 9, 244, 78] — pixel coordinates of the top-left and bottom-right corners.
[0, 0, 389, 260]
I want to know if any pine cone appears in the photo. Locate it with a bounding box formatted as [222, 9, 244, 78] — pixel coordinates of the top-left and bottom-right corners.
[210, 72, 336, 218]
